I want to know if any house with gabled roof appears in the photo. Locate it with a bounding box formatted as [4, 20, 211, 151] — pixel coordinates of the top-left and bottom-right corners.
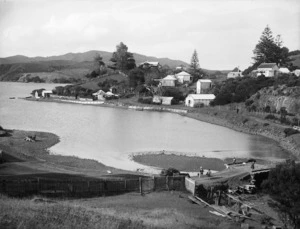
[196, 79, 212, 94]
[256, 63, 279, 77]
[138, 61, 161, 69]
[185, 94, 215, 107]
[175, 71, 191, 83]
[161, 75, 177, 87]
[227, 67, 243, 79]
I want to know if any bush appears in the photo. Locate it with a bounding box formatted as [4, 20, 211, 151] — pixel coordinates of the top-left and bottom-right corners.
[160, 168, 180, 176]
[138, 97, 152, 104]
[245, 99, 254, 106]
[284, 128, 299, 137]
[261, 160, 300, 228]
[265, 114, 277, 120]
[194, 103, 204, 108]
[242, 119, 249, 124]
[263, 123, 270, 126]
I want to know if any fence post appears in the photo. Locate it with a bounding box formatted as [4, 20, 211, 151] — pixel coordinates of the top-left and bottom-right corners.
[166, 176, 169, 191]
[37, 178, 40, 193]
[139, 177, 142, 195]
[124, 180, 127, 191]
[153, 176, 155, 191]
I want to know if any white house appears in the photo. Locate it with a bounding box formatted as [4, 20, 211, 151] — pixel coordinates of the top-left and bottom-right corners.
[196, 79, 212, 94]
[41, 90, 53, 98]
[161, 75, 177, 87]
[175, 71, 191, 83]
[279, 67, 290, 74]
[227, 67, 243, 79]
[152, 96, 173, 105]
[161, 97, 173, 105]
[185, 94, 215, 107]
[293, 69, 300, 77]
[139, 61, 161, 69]
[92, 90, 106, 100]
[256, 63, 279, 77]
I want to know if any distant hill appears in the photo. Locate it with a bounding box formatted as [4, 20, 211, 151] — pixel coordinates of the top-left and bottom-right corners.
[0, 50, 188, 68]
[0, 50, 230, 82]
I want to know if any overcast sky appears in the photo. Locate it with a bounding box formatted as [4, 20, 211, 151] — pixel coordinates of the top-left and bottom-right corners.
[0, 0, 299, 70]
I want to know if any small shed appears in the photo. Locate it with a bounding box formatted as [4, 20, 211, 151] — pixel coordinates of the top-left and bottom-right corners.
[41, 90, 53, 98]
[175, 71, 191, 83]
[185, 94, 215, 107]
[196, 79, 212, 94]
[256, 63, 279, 77]
[161, 75, 177, 87]
[161, 97, 173, 105]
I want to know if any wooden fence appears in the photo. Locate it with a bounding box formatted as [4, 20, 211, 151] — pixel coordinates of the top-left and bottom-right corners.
[0, 176, 185, 197]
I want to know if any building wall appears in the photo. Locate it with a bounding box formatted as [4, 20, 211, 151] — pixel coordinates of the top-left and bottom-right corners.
[161, 80, 175, 87]
[196, 81, 211, 94]
[227, 72, 242, 78]
[185, 97, 212, 107]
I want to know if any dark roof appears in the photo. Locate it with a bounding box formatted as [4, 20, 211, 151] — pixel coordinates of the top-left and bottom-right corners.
[258, 63, 277, 68]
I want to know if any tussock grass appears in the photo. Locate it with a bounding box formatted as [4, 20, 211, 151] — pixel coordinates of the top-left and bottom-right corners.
[0, 195, 149, 229]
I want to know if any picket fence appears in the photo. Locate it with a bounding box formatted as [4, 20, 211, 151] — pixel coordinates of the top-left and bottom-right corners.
[0, 176, 185, 197]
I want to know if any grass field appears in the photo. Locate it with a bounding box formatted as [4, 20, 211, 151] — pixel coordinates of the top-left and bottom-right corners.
[0, 192, 242, 229]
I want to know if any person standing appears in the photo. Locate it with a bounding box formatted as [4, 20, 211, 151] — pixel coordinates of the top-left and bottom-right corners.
[251, 161, 255, 170]
[199, 166, 204, 176]
[233, 157, 236, 164]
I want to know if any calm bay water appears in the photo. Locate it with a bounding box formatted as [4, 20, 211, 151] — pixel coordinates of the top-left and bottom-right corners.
[0, 82, 289, 171]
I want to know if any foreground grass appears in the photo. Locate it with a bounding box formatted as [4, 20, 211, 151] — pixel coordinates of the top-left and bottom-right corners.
[0, 195, 149, 229]
[0, 192, 241, 229]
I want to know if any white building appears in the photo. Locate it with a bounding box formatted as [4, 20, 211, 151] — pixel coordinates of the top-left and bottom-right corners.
[175, 71, 191, 83]
[279, 67, 290, 74]
[185, 94, 215, 107]
[161, 75, 177, 87]
[293, 69, 300, 77]
[138, 61, 161, 69]
[41, 90, 53, 98]
[227, 67, 243, 79]
[92, 90, 106, 100]
[196, 79, 212, 94]
[256, 63, 279, 77]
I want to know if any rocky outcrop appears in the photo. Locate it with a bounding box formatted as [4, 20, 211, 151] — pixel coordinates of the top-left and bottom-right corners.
[249, 85, 300, 114]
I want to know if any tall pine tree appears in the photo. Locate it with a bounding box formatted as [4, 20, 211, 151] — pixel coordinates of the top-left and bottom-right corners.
[253, 25, 289, 66]
[109, 42, 136, 71]
[190, 49, 200, 70]
[189, 50, 203, 82]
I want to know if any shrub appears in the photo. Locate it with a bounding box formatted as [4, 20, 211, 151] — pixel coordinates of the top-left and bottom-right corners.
[265, 114, 277, 120]
[160, 168, 180, 176]
[263, 123, 270, 126]
[242, 119, 249, 124]
[283, 128, 299, 137]
[194, 103, 204, 108]
[138, 97, 152, 104]
[245, 99, 254, 106]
